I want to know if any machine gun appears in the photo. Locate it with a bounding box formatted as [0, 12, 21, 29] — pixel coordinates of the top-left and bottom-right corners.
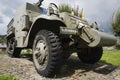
[35, 0, 44, 7]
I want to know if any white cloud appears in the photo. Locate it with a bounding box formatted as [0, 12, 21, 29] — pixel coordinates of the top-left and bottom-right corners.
[0, 16, 3, 23]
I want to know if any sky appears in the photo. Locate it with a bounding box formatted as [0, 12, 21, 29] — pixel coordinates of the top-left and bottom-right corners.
[0, 0, 120, 35]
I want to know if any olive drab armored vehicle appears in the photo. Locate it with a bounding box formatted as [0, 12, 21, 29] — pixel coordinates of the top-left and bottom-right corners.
[7, 0, 117, 77]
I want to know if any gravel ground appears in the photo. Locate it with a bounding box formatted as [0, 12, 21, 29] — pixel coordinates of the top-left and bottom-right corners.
[0, 54, 120, 80]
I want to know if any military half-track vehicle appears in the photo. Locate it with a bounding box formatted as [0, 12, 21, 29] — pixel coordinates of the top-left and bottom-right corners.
[7, 0, 117, 77]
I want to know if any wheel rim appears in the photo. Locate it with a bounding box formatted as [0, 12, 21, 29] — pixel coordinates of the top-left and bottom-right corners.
[33, 39, 48, 71]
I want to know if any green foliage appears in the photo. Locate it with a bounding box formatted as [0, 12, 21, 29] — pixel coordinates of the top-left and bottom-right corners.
[112, 9, 120, 36]
[59, 4, 71, 13]
[0, 75, 19, 80]
[101, 50, 120, 66]
[21, 49, 32, 55]
[0, 35, 6, 43]
[59, 4, 78, 16]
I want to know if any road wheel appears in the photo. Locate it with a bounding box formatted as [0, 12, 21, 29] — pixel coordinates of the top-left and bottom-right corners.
[7, 38, 22, 58]
[77, 47, 103, 64]
[33, 30, 62, 77]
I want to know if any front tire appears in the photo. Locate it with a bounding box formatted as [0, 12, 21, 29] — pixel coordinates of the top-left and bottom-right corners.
[77, 47, 103, 64]
[33, 30, 62, 77]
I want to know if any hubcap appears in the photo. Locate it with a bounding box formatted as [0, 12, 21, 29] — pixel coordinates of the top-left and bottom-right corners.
[34, 39, 48, 70]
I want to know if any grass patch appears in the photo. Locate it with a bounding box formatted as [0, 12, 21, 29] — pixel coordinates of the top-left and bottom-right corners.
[101, 50, 120, 66]
[0, 75, 19, 80]
[21, 49, 32, 55]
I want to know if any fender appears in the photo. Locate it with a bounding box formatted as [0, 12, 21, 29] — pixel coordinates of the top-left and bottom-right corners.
[24, 15, 66, 47]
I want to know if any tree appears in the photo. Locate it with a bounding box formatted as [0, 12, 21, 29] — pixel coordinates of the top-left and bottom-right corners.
[112, 9, 120, 36]
[0, 35, 6, 43]
[59, 4, 78, 16]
